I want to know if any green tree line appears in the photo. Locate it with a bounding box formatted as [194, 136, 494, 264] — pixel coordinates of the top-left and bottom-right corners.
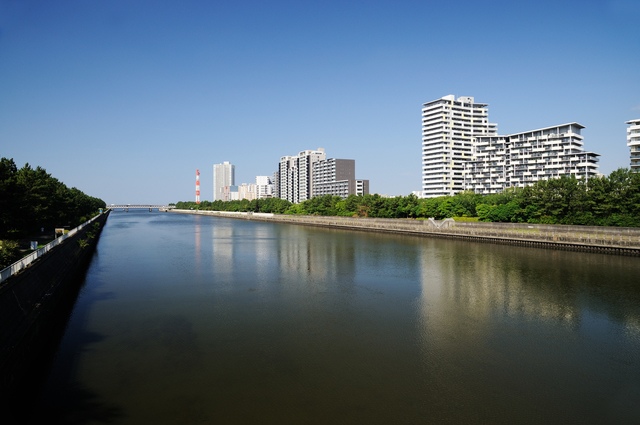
[1, 157, 106, 268]
[175, 168, 640, 227]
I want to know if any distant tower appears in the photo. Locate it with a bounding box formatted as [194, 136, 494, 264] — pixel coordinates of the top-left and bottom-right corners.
[195, 169, 201, 204]
[213, 161, 235, 201]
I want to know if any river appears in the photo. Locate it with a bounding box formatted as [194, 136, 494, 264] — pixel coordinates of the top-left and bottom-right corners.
[26, 210, 640, 424]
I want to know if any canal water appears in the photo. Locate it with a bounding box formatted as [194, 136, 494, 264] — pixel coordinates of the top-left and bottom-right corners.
[27, 211, 640, 424]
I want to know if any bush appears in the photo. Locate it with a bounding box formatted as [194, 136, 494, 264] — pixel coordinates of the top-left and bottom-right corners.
[0, 240, 20, 269]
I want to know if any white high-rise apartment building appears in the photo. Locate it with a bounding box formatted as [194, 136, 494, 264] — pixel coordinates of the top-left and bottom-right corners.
[213, 161, 235, 201]
[422, 95, 497, 197]
[627, 119, 640, 171]
[255, 176, 274, 198]
[279, 148, 325, 203]
[465, 123, 600, 194]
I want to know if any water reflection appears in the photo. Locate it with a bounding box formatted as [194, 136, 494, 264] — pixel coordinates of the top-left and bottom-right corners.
[194, 216, 201, 270]
[276, 227, 357, 290]
[28, 211, 640, 424]
[211, 221, 236, 285]
[420, 241, 640, 332]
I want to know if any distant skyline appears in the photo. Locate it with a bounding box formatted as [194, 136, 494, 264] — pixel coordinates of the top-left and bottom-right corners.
[1, 0, 639, 204]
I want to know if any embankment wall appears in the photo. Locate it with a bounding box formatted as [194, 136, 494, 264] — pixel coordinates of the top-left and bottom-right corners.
[0, 211, 109, 394]
[170, 209, 640, 255]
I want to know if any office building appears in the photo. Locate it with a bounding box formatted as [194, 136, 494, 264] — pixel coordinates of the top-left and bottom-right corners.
[422, 95, 497, 197]
[213, 161, 235, 201]
[627, 119, 640, 171]
[465, 123, 600, 194]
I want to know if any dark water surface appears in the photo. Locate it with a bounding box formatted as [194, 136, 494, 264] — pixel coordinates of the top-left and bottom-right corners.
[29, 211, 640, 424]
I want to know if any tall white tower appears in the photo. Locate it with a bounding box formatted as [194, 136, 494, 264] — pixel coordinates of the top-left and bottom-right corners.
[627, 119, 640, 172]
[213, 161, 235, 201]
[421, 95, 497, 197]
[278, 148, 325, 203]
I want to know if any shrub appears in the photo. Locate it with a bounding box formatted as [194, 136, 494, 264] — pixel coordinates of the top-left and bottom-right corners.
[0, 240, 20, 269]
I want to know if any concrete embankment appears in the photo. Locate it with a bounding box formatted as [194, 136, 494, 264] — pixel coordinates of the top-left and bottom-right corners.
[170, 209, 640, 256]
[0, 211, 110, 397]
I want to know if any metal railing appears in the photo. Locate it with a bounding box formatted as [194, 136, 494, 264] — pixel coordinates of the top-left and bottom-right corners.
[0, 213, 104, 284]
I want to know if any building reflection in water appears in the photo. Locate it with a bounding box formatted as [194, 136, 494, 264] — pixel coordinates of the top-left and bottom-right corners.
[419, 239, 640, 342]
[194, 216, 201, 271]
[211, 221, 237, 288]
[274, 226, 360, 295]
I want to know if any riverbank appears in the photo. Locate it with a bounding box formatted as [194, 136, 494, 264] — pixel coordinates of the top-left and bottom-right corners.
[0, 211, 110, 401]
[169, 209, 640, 256]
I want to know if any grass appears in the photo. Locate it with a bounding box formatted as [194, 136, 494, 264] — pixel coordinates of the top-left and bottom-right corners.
[452, 217, 480, 222]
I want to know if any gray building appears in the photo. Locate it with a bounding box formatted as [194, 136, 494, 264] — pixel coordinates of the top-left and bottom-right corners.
[355, 179, 369, 196]
[213, 161, 235, 201]
[312, 158, 356, 198]
[312, 158, 369, 199]
[272, 170, 280, 199]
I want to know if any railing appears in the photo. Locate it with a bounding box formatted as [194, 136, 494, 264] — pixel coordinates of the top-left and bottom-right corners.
[0, 213, 104, 284]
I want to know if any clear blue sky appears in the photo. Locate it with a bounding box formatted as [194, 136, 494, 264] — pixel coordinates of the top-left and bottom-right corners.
[1, 0, 639, 204]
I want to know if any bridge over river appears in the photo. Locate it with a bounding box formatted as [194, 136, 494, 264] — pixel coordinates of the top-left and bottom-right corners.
[109, 205, 175, 211]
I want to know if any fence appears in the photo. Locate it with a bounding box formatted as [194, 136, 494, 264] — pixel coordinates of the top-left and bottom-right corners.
[0, 213, 104, 284]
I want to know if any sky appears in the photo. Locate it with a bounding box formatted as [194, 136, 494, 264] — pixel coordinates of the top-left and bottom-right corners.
[1, 0, 639, 204]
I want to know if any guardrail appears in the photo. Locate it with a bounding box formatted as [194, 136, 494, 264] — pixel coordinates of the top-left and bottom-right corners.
[0, 213, 104, 284]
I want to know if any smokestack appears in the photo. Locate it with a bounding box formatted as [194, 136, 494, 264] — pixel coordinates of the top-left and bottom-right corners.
[196, 169, 201, 204]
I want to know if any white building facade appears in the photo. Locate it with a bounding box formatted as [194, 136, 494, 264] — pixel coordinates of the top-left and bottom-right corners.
[627, 119, 640, 171]
[255, 176, 274, 198]
[355, 179, 369, 196]
[278, 148, 326, 203]
[213, 161, 235, 201]
[238, 183, 257, 201]
[465, 123, 600, 194]
[421, 95, 497, 197]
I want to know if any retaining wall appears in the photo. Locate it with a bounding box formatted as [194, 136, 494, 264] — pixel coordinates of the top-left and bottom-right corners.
[170, 209, 640, 255]
[0, 211, 110, 395]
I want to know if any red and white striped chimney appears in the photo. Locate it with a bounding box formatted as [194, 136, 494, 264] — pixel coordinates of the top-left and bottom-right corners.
[196, 169, 201, 204]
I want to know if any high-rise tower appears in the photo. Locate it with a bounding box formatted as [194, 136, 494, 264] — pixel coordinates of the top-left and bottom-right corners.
[195, 169, 200, 204]
[213, 161, 235, 201]
[421, 95, 497, 197]
[627, 119, 640, 171]
[278, 148, 325, 203]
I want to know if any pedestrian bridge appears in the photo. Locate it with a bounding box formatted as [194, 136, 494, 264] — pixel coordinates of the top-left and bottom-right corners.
[109, 205, 175, 211]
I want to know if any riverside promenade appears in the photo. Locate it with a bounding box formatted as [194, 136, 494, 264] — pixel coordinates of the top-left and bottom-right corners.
[170, 209, 640, 256]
